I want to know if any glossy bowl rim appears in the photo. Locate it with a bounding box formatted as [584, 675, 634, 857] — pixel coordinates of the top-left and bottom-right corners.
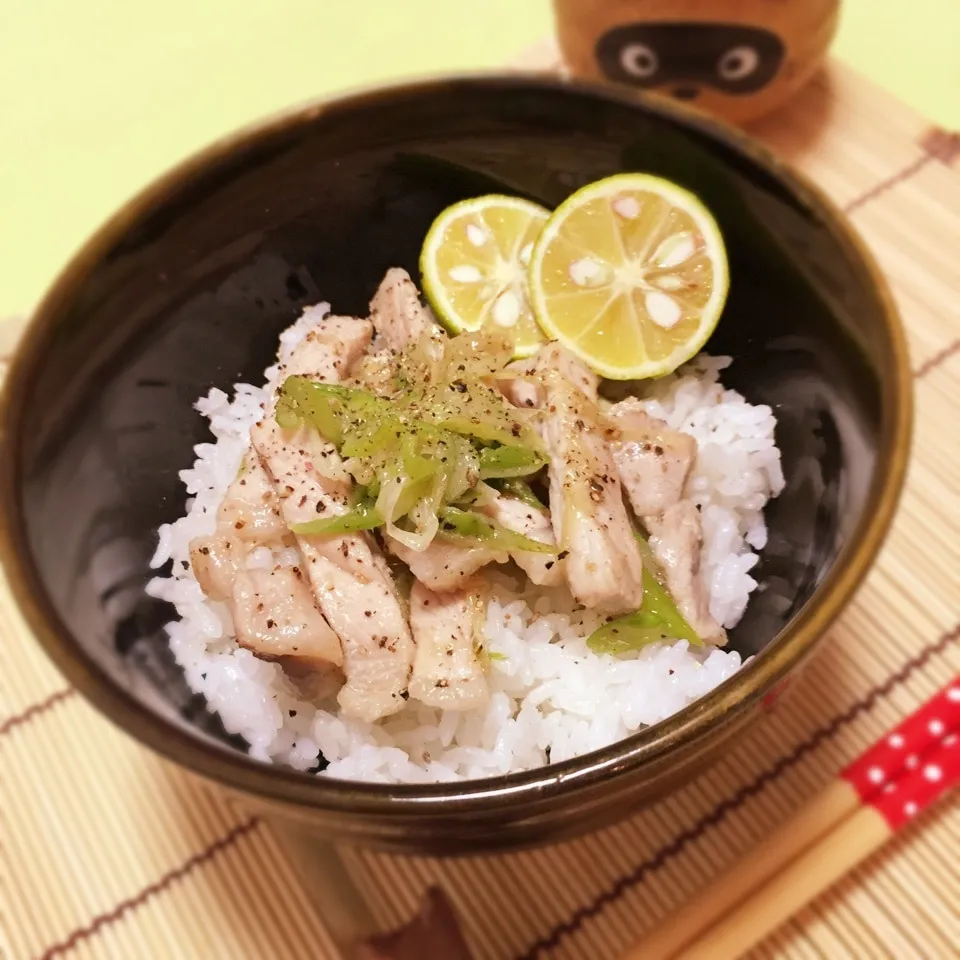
[0, 71, 913, 815]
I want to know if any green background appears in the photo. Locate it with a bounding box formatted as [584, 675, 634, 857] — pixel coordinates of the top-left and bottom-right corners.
[2, 0, 957, 316]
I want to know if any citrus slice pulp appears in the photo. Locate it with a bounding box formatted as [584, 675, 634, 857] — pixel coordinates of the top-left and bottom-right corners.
[528, 174, 729, 379]
[420, 195, 550, 358]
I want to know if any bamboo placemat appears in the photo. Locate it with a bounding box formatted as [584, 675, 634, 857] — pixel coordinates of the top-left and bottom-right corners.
[3, 49, 960, 960]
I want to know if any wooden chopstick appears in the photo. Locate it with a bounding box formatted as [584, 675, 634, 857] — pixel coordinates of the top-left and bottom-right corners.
[629, 679, 960, 960]
[672, 737, 960, 960]
[633, 778, 860, 960]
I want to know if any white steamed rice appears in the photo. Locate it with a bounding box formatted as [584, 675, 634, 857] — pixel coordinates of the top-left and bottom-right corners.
[147, 301, 784, 783]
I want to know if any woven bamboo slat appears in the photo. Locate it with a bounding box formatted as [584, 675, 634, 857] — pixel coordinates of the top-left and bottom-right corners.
[2, 49, 958, 960]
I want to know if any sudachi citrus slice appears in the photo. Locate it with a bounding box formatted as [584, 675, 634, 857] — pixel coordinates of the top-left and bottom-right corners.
[528, 174, 729, 379]
[420, 195, 550, 358]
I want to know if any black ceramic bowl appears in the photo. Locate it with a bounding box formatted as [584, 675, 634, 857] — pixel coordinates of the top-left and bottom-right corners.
[0, 76, 911, 855]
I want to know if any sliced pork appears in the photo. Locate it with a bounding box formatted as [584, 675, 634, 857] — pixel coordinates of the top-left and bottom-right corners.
[384, 533, 507, 593]
[369, 267, 433, 353]
[216, 450, 289, 545]
[251, 316, 416, 722]
[644, 500, 726, 645]
[408, 581, 489, 711]
[481, 494, 563, 587]
[605, 399, 697, 518]
[540, 356, 644, 615]
[232, 565, 343, 672]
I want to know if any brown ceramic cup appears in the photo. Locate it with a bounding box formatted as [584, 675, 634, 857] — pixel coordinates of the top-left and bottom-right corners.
[553, 0, 840, 124]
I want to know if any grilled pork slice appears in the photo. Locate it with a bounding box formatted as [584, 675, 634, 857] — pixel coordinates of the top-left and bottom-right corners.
[644, 500, 726, 645]
[605, 399, 697, 518]
[407, 580, 489, 711]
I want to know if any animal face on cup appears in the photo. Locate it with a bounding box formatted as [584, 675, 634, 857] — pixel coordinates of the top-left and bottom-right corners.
[553, 0, 838, 124]
[596, 21, 786, 107]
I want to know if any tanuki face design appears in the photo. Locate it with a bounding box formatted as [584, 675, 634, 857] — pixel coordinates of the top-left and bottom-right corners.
[595, 21, 786, 102]
[553, 0, 838, 123]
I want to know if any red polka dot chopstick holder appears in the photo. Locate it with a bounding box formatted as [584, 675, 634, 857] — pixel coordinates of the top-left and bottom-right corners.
[841, 680, 960, 827]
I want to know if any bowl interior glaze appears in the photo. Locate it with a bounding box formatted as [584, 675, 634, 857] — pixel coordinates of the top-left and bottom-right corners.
[0, 76, 909, 849]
